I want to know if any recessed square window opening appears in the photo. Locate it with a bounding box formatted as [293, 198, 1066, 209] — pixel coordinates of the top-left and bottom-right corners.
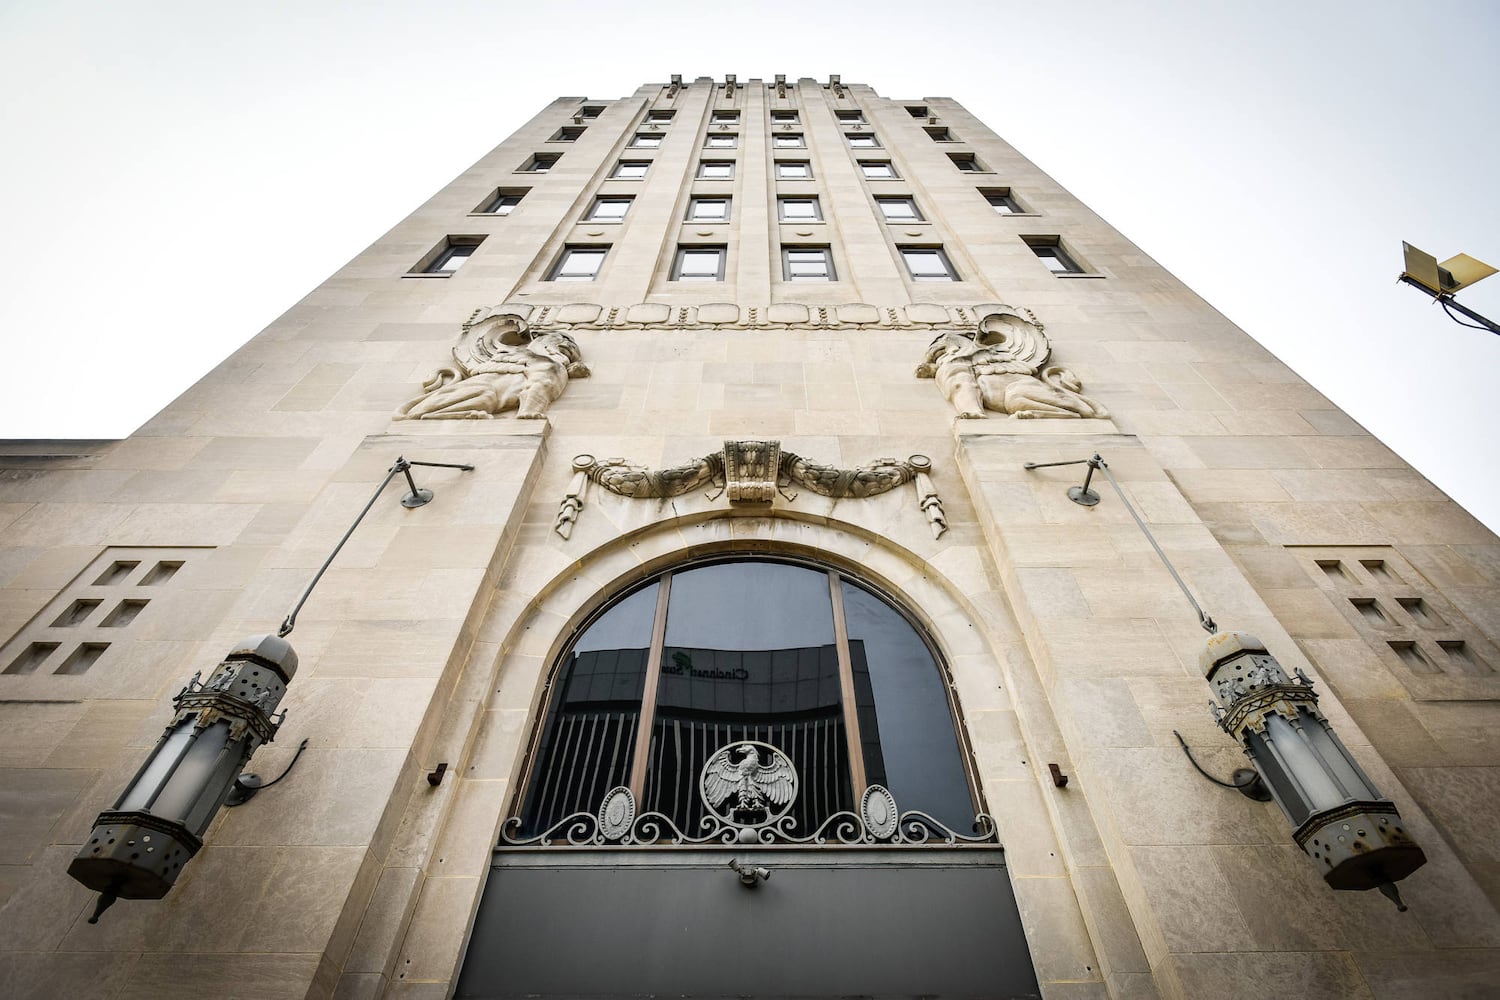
[925, 127, 954, 142]
[697, 160, 735, 180]
[771, 110, 800, 124]
[416, 238, 483, 275]
[876, 197, 923, 222]
[587, 197, 633, 222]
[711, 110, 740, 124]
[775, 161, 812, 180]
[783, 247, 836, 281]
[612, 160, 650, 180]
[478, 189, 527, 215]
[646, 110, 675, 124]
[551, 126, 586, 142]
[521, 152, 561, 173]
[631, 133, 663, 148]
[704, 134, 738, 148]
[900, 246, 959, 281]
[847, 133, 881, 148]
[981, 188, 1022, 214]
[673, 246, 727, 281]
[859, 160, 898, 179]
[579, 105, 605, 119]
[948, 152, 984, 172]
[906, 105, 929, 118]
[836, 110, 865, 124]
[94, 561, 140, 586]
[550, 246, 609, 281]
[772, 133, 806, 148]
[778, 197, 822, 222]
[1024, 237, 1083, 274]
[688, 197, 731, 221]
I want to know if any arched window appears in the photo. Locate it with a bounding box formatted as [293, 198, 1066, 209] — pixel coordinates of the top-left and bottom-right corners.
[511, 558, 981, 840]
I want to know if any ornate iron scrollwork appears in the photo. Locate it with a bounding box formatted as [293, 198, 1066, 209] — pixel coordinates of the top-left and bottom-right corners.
[500, 740, 996, 848]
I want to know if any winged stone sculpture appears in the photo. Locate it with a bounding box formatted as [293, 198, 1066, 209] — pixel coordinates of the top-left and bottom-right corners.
[396, 311, 589, 420]
[701, 742, 797, 823]
[916, 305, 1106, 420]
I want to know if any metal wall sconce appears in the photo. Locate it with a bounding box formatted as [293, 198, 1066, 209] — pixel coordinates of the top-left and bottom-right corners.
[1026, 453, 1427, 908]
[67, 456, 472, 922]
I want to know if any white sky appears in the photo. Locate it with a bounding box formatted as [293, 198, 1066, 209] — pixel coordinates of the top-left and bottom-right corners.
[2, 1, 1497, 530]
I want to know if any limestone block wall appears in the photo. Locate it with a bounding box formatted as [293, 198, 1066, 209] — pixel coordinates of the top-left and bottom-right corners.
[0, 77, 1497, 1000]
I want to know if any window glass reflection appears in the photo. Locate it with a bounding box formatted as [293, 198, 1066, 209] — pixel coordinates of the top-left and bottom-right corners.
[842, 580, 974, 831]
[519, 581, 658, 833]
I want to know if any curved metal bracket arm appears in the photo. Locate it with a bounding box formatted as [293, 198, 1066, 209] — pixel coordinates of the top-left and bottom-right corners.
[1172, 730, 1270, 801]
[225, 738, 311, 807]
[278, 456, 475, 637]
[1024, 453, 1216, 634]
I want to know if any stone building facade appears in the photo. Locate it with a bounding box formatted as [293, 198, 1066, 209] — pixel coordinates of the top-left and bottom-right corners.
[2, 77, 1499, 999]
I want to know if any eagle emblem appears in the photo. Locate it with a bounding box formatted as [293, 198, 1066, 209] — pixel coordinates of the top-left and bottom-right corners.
[700, 741, 798, 826]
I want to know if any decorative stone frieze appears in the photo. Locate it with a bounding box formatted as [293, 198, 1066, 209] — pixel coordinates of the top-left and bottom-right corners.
[553, 441, 947, 539]
[395, 312, 589, 420]
[465, 301, 1010, 332]
[915, 304, 1106, 420]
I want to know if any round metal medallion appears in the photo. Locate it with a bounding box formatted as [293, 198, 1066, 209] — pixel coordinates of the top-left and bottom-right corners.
[700, 740, 799, 829]
[597, 786, 636, 842]
[861, 784, 900, 841]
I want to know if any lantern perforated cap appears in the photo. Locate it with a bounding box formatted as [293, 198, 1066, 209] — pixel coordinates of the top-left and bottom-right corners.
[1200, 630, 1268, 678]
[227, 634, 298, 683]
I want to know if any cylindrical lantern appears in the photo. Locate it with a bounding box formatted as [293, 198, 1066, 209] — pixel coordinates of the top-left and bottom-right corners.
[1202, 631, 1425, 907]
[68, 635, 297, 919]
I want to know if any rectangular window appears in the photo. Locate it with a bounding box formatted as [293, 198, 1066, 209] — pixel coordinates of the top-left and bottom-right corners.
[906, 105, 929, 118]
[770, 110, 800, 124]
[900, 246, 959, 281]
[579, 105, 605, 119]
[586, 197, 633, 222]
[549, 246, 608, 281]
[836, 110, 865, 124]
[876, 196, 923, 222]
[949, 152, 985, 172]
[704, 134, 738, 148]
[612, 160, 650, 180]
[777, 197, 822, 222]
[478, 189, 526, 215]
[783, 246, 836, 281]
[697, 160, 735, 180]
[687, 197, 731, 221]
[646, 110, 674, 124]
[551, 126, 586, 142]
[924, 127, 954, 142]
[1024, 237, 1084, 274]
[630, 133, 663, 148]
[859, 160, 898, 179]
[414, 237, 483, 275]
[982, 188, 1023, 214]
[520, 153, 561, 173]
[775, 161, 812, 180]
[772, 133, 806, 148]
[846, 133, 880, 148]
[673, 246, 727, 281]
[711, 110, 740, 124]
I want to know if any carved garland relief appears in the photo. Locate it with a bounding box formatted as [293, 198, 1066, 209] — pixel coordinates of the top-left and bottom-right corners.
[553, 442, 947, 540]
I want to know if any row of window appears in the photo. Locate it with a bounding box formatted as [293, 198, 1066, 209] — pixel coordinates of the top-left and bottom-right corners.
[566, 101, 939, 129]
[546, 244, 960, 283]
[480, 187, 1025, 223]
[421, 237, 1082, 280]
[516, 151, 991, 180]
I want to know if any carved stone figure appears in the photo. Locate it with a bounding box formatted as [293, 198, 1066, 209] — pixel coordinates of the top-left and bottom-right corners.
[396, 313, 589, 420]
[916, 305, 1106, 420]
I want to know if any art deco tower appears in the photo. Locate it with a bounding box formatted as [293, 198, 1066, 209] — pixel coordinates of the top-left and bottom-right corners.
[2, 76, 1499, 1000]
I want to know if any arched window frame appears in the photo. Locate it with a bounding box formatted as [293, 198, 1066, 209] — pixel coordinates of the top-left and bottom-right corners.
[506, 555, 991, 844]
